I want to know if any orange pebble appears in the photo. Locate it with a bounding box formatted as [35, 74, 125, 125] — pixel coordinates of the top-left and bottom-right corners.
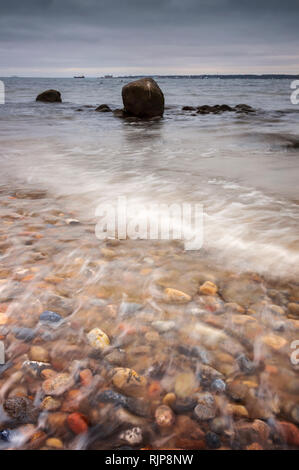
[67, 412, 88, 435]
[80, 369, 93, 387]
[148, 381, 162, 397]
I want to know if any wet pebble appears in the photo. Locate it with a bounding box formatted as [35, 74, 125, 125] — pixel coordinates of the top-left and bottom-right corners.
[112, 367, 147, 397]
[39, 310, 62, 324]
[22, 360, 51, 378]
[211, 378, 226, 393]
[87, 327, 110, 350]
[29, 345, 49, 363]
[155, 405, 175, 428]
[41, 396, 61, 411]
[119, 427, 143, 446]
[237, 354, 257, 375]
[3, 397, 38, 424]
[13, 327, 36, 342]
[194, 392, 216, 421]
[67, 412, 88, 435]
[205, 431, 221, 449]
[42, 372, 74, 396]
[199, 281, 218, 296]
[152, 320, 176, 333]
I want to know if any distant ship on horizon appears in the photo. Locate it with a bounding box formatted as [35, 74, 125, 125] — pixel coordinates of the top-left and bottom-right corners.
[104, 74, 113, 78]
[74, 75, 85, 78]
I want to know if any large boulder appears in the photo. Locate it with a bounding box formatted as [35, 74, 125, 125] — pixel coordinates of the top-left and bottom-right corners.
[122, 78, 164, 118]
[36, 89, 62, 103]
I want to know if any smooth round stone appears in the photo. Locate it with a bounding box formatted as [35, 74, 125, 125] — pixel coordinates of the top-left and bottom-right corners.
[194, 392, 216, 421]
[42, 373, 74, 396]
[29, 346, 49, 363]
[13, 327, 36, 342]
[87, 327, 110, 350]
[41, 396, 61, 411]
[119, 427, 143, 445]
[211, 378, 226, 393]
[211, 416, 231, 434]
[112, 368, 147, 397]
[155, 405, 175, 428]
[39, 311, 62, 323]
[46, 438, 63, 449]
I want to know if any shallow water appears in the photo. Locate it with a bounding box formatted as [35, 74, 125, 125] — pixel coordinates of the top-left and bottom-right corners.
[1, 77, 299, 278]
[0, 77, 299, 450]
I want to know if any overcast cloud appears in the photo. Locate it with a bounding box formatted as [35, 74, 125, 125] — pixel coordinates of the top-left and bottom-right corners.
[0, 0, 298, 76]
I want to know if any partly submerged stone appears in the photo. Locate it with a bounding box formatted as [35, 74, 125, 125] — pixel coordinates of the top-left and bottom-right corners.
[122, 77, 164, 118]
[95, 104, 112, 112]
[36, 89, 62, 103]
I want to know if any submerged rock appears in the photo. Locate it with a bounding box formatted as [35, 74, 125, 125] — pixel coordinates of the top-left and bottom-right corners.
[112, 367, 147, 397]
[155, 405, 175, 428]
[194, 392, 216, 421]
[95, 104, 112, 112]
[3, 397, 38, 424]
[39, 310, 62, 324]
[119, 427, 143, 446]
[87, 327, 110, 350]
[122, 78, 164, 118]
[13, 327, 36, 342]
[36, 89, 62, 103]
[164, 287, 191, 303]
[205, 431, 221, 449]
[42, 372, 74, 396]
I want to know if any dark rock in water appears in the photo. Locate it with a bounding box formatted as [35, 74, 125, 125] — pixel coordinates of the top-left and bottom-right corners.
[182, 106, 196, 111]
[95, 104, 112, 112]
[122, 78, 164, 118]
[205, 431, 221, 449]
[197, 104, 233, 114]
[36, 89, 62, 103]
[3, 397, 39, 424]
[235, 104, 255, 113]
[13, 327, 36, 342]
[113, 108, 130, 118]
[39, 310, 62, 323]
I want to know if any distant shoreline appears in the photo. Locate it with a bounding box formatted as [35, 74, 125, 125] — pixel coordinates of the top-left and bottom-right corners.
[2, 74, 299, 80]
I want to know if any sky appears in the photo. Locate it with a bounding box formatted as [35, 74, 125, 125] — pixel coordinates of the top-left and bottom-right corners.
[0, 0, 299, 76]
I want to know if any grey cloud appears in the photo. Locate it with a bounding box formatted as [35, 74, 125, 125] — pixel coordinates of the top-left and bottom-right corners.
[0, 0, 298, 75]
